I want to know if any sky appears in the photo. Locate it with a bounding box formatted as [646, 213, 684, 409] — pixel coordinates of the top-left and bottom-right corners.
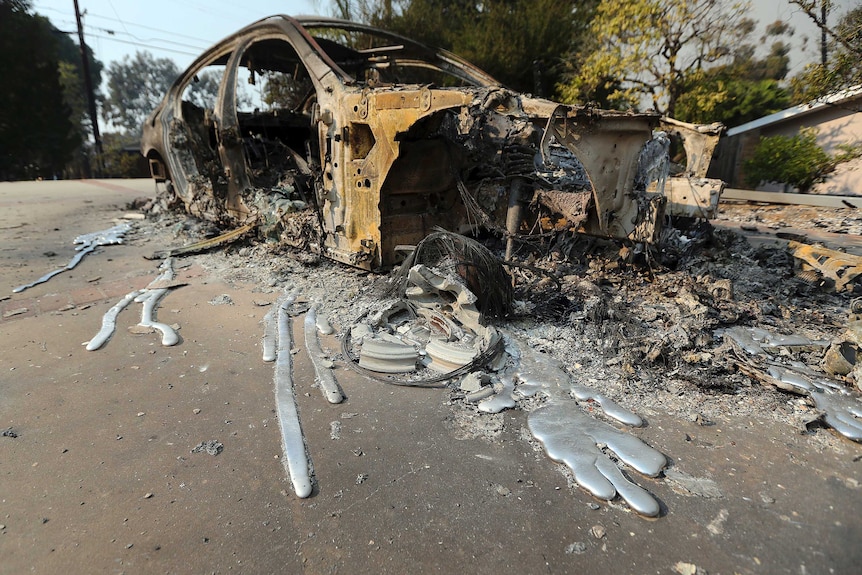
[32, 0, 324, 72]
[31, 0, 860, 85]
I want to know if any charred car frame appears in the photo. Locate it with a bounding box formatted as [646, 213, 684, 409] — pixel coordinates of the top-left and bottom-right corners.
[142, 15, 723, 270]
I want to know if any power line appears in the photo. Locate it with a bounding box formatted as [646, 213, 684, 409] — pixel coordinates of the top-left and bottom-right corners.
[83, 8, 214, 44]
[106, 0, 132, 39]
[84, 32, 203, 57]
[49, 16, 208, 56]
[92, 27, 209, 51]
[34, 4, 216, 45]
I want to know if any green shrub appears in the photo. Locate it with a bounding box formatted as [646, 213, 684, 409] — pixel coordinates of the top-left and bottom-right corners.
[744, 127, 836, 192]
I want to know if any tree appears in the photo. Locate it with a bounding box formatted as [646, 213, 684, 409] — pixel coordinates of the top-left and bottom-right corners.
[333, 0, 598, 97]
[673, 23, 792, 126]
[263, 71, 314, 110]
[99, 131, 147, 178]
[790, 4, 862, 103]
[790, 0, 862, 62]
[0, 0, 78, 179]
[559, 0, 752, 117]
[185, 71, 222, 109]
[675, 77, 789, 126]
[103, 51, 179, 136]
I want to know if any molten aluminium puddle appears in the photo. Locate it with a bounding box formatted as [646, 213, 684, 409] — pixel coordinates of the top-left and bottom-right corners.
[471, 334, 666, 517]
[508, 338, 666, 517]
[724, 326, 862, 442]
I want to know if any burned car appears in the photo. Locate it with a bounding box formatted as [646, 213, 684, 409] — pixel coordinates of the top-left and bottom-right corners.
[142, 15, 723, 270]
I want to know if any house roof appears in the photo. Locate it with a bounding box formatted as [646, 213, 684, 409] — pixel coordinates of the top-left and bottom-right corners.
[725, 84, 862, 137]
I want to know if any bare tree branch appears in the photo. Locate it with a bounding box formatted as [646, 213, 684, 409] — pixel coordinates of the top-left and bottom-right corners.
[789, 0, 862, 57]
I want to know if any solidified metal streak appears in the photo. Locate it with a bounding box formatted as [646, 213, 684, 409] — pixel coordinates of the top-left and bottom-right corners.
[275, 297, 313, 498]
[86, 290, 143, 351]
[304, 306, 344, 404]
[13, 223, 130, 293]
[135, 258, 179, 346]
[514, 342, 643, 426]
[136, 290, 179, 346]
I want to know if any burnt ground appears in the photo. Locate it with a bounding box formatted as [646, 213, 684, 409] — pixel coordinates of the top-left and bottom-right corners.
[1, 180, 861, 575]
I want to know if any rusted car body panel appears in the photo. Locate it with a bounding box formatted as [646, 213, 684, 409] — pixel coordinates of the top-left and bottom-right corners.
[142, 16, 717, 270]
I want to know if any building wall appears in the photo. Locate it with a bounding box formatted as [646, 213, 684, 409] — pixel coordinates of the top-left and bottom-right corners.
[812, 155, 861, 195]
[708, 96, 862, 195]
[758, 104, 861, 154]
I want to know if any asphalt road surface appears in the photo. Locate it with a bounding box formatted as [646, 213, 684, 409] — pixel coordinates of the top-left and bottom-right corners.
[1, 179, 860, 574]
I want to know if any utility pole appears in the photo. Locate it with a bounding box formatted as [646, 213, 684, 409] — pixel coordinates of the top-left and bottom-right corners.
[73, 0, 103, 176]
